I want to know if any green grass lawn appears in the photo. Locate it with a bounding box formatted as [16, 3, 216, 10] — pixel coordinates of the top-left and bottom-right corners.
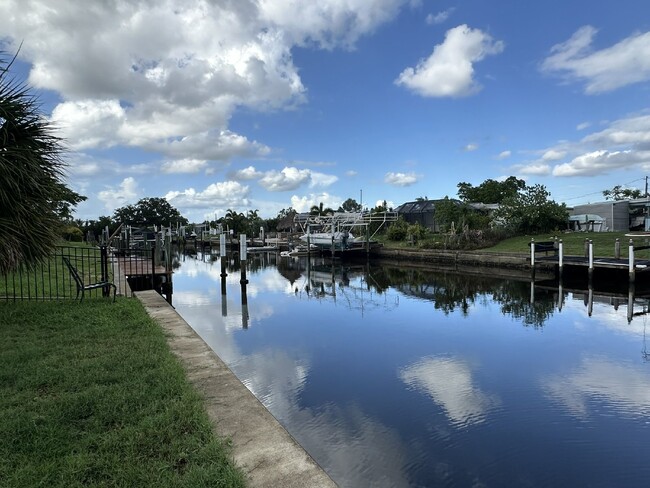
[0, 298, 245, 488]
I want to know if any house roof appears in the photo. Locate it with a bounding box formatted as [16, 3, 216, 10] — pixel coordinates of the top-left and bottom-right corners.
[396, 200, 443, 214]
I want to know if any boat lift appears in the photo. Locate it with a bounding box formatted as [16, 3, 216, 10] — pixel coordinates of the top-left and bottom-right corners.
[294, 211, 399, 240]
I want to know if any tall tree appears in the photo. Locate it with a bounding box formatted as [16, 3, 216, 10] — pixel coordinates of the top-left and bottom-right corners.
[310, 202, 334, 216]
[602, 185, 643, 200]
[113, 197, 188, 227]
[457, 176, 526, 204]
[53, 182, 87, 222]
[0, 52, 81, 272]
[224, 208, 246, 234]
[338, 198, 362, 212]
[495, 184, 568, 234]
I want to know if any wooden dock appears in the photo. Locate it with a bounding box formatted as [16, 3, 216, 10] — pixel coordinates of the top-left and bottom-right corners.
[530, 238, 650, 287]
[536, 254, 650, 272]
[110, 255, 171, 299]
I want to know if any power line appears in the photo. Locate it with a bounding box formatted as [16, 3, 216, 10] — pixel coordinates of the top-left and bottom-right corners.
[559, 177, 646, 202]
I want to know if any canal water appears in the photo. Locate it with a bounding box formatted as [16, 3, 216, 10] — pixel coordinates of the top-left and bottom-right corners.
[171, 251, 650, 487]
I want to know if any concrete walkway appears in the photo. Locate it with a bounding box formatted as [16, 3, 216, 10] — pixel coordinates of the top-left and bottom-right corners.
[135, 290, 336, 488]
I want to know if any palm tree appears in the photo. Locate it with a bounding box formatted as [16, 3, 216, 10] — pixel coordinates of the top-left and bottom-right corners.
[0, 52, 72, 272]
[224, 208, 246, 234]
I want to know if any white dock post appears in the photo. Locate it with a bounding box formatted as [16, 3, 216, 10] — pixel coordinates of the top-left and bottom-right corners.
[588, 239, 594, 278]
[530, 238, 535, 267]
[530, 238, 536, 280]
[558, 239, 564, 277]
[629, 239, 635, 283]
[239, 234, 247, 262]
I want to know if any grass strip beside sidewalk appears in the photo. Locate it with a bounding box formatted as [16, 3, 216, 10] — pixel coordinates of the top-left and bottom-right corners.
[0, 298, 245, 488]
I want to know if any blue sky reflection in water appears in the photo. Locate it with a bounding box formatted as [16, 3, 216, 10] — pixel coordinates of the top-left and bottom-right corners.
[171, 252, 650, 487]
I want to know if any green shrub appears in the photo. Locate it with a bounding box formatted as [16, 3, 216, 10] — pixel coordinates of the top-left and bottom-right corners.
[61, 225, 83, 242]
[387, 219, 409, 241]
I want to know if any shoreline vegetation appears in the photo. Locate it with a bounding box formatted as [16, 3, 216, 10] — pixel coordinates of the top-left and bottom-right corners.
[0, 299, 246, 488]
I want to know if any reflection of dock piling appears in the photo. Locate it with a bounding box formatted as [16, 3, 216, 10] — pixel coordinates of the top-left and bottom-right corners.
[240, 234, 249, 329]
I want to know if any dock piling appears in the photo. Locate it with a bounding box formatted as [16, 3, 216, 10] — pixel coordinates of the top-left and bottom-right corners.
[615, 238, 620, 259]
[629, 239, 635, 283]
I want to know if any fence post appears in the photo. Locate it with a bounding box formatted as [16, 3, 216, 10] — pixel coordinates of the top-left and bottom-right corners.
[151, 243, 156, 290]
[100, 245, 109, 297]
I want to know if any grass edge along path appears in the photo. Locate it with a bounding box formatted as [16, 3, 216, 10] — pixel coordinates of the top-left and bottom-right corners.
[0, 298, 246, 488]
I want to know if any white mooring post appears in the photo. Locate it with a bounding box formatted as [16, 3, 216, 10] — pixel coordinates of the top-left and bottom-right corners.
[530, 238, 535, 267]
[629, 239, 635, 283]
[588, 239, 594, 278]
[558, 239, 564, 276]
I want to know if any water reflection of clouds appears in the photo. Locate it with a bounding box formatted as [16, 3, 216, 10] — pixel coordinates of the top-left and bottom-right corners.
[399, 356, 500, 428]
[172, 290, 217, 306]
[233, 349, 410, 487]
[175, 256, 298, 296]
[542, 355, 650, 419]
[562, 293, 648, 338]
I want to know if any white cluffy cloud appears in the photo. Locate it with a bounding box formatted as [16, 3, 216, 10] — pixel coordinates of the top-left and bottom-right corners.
[165, 181, 250, 209]
[384, 171, 420, 186]
[233, 165, 339, 192]
[98, 177, 140, 211]
[513, 113, 650, 178]
[290, 193, 342, 213]
[541, 26, 650, 94]
[426, 8, 454, 25]
[161, 159, 209, 174]
[0, 0, 413, 162]
[395, 24, 504, 98]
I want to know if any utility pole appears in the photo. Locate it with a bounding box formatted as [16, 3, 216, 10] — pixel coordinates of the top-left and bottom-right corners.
[645, 176, 648, 198]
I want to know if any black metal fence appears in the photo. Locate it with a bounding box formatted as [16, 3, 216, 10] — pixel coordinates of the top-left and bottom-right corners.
[0, 246, 110, 301]
[0, 243, 168, 301]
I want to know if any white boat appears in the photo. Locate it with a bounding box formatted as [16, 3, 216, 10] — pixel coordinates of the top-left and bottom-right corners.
[299, 231, 355, 249]
[280, 244, 320, 257]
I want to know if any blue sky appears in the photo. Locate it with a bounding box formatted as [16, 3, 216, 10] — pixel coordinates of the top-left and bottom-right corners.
[2, 0, 650, 221]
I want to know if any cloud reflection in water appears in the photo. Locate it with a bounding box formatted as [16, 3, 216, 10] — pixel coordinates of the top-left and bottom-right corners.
[542, 355, 650, 419]
[399, 356, 500, 428]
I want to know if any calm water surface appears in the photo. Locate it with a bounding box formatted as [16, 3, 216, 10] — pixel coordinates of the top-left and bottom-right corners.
[171, 251, 650, 487]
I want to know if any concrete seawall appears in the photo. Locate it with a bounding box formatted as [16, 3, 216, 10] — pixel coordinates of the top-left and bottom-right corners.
[136, 290, 337, 488]
[375, 247, 556, 271]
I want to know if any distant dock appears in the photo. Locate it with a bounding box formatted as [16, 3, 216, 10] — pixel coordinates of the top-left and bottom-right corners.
[530, 237, 650, 288]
